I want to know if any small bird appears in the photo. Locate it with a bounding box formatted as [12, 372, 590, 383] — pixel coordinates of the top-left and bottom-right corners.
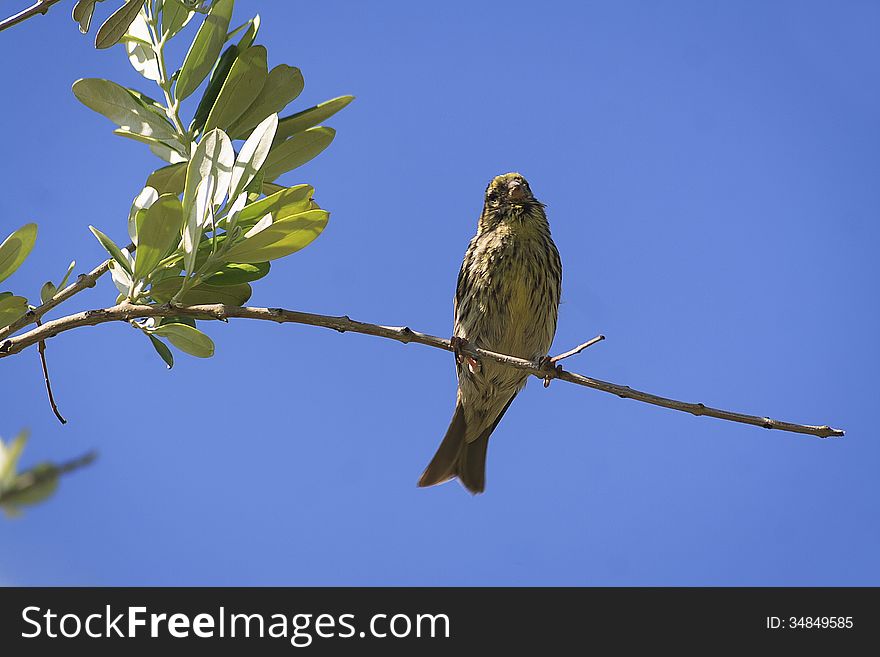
[418, 173, 562, 493]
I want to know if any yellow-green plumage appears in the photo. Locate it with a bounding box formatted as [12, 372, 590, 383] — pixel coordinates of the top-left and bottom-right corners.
[418, 173, 562, 493]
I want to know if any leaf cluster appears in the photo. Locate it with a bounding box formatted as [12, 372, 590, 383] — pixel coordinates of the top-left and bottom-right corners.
[2, 0, 352, 365]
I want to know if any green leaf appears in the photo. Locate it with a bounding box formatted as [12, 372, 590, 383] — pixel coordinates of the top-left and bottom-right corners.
[162, 0, 194, 39]
[262, 127, 335, 182]
[72, 0, 99, 34]
[194, 233, 228, 268]
[40, 282, 56, 304]
[149, 230, 231, 275]
[236, 14, 259, 48]
[204, 262, 269, 285]
[274, 96, 353, 142]
[146, 162, 187, 195]
[183, 176, 215, 274]
[128, 186, 159, 243]
[134, 195, 183, 280]
[183, 128, 234, 214]
[0, 296, 28, 329]
[175, 0, 235, 102]
[150, 277, 252, 304]
[148, 334, 174, 369]
[160, 315, 196, 328]
[95, 0, 142, 49]
[113, 129, 187, 162]
[73, 0, 103, 34]
[0, 223, 37, 285]
[73, 78, 178, 141]
[229, 65, 303, 139]
[132, 208, 148, 244]
[108, 260, 132, 297]
[223, 209, 329, 262]
[190, 44, 239, 135]
[203, 45, 268, 135]
[124, 9, 161, 82]
[126, 41, 161, 82]
[225, 21, 248, 42]
[223, 190, 248, 234]
[58, 260, 76, 290]
[153, 323, 215, 358]
[125, 86, 168, 113]
[148, 141, 189, 164]
[229, 113, 277, 199]
[244, 169, 264, 196]
[89, 226, 131, 275]
[233, 184, 313, 227]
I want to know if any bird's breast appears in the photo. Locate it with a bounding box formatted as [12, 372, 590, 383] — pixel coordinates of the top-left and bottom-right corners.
[456, 225, 560, 360]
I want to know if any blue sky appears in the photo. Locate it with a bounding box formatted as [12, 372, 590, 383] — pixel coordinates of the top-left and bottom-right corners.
[1, 0, 877, 585]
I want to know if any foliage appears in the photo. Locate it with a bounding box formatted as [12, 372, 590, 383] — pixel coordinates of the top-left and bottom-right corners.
[0, 0, 352, 512]
[1, 0, 351, 364]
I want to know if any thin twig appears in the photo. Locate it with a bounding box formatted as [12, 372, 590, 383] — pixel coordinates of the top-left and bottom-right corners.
[35, 318, 66, 424]
[0, 303, 845, 438]
[551, 335, 605, 364]
[0, 0, 63, 33]
[0, 242, 136, 342]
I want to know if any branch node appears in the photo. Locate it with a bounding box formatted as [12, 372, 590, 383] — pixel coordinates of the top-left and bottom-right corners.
[333, 315, 352, 333]
[537, 356, 563, 388]
[399, 327, 415, 343]
[77, 273, 96, 289]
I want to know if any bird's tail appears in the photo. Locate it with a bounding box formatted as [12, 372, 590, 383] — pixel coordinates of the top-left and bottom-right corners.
[418, 401, 489, 494]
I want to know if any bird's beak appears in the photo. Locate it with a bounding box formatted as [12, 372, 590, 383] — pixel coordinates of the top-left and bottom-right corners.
[507, 180, 527, 201]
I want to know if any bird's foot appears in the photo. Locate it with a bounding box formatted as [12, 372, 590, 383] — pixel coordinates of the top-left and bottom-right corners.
[450, 336, 466, 363]
[538, 355, 563, 388]
[451, 336, 481, 373]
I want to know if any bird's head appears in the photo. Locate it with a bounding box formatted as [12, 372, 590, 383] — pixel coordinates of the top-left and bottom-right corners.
[484, 172, 536, 211]
[479, 172, 547, 233]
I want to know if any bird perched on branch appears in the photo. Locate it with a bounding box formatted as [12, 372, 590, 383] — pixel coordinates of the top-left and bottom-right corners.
[418, 173, 562, 494]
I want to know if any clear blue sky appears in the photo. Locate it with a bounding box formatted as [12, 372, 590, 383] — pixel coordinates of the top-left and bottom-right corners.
[1, 0, 877, 585]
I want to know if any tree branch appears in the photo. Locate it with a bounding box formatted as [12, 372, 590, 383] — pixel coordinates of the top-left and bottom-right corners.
[0, 0, 64, 33]
[0, 243, 135, 342]
[550, 334, 605, 364]
[0, 302, 845, 438]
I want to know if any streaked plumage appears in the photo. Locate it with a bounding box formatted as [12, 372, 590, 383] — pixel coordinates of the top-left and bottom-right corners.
[418, 173, 562, 493]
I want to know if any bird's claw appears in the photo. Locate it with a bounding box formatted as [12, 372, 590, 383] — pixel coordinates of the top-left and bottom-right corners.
[538, 356, 562, 388]
[451, 336, 466, 363]
[451, 336, 481, 373]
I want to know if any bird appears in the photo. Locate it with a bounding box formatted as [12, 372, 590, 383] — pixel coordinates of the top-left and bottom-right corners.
[418, 172, 562, 494]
